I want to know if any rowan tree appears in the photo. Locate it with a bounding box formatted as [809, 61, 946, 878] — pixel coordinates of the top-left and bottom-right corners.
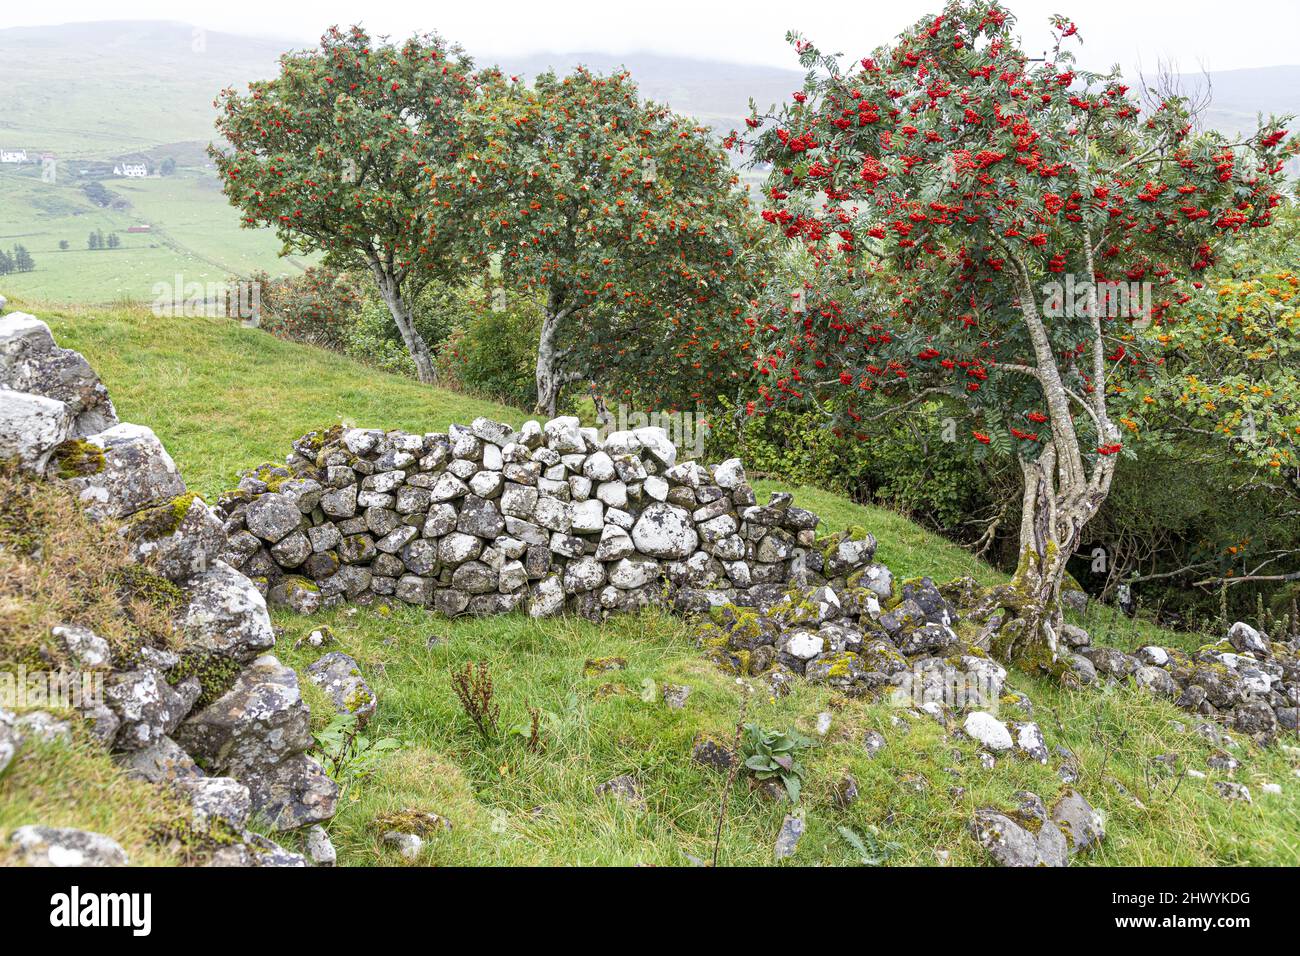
[460, 67, 768, 416]
[211, 26, 485, 383]
[737, 0, 1291, 667]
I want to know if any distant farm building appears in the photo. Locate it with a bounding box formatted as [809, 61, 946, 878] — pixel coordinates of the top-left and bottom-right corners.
[114, 162, 148, 178]
[127, 225, 152, 233]
[0, 149, 28, 163]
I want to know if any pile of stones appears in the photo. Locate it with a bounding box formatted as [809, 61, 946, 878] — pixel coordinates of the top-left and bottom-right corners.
[1062, 620, 1299, 742]
[217, 418, 879, 619]
[0, 311, 347, 866]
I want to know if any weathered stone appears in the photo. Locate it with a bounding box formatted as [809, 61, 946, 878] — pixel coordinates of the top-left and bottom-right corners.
[105, 668, 200, 751]
[594, 774, 645, 809]
[774, 811, 805, 860]
[306, 652, 378, 726]
[176, 776, 253, 832]
[115, 735, 202, 783]
[631, 502, 698, 558]
[970, 807, 1067, 867]
[127, 494, 228, 581]
[61, 423, 186, 520]
[175, 655, 312, 779]
[180, 560, 276, 662]
[7, 826, 128, 867]
[963, 712, 1012, 751]
[0, 312, 117, 435]
[1050, 789, 1105, 854]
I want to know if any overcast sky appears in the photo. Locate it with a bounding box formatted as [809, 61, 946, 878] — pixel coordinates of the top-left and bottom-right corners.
[2, 0, 1297, 74]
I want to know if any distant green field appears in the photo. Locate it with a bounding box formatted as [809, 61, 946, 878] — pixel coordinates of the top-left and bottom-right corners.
[0, 165, 308, 303]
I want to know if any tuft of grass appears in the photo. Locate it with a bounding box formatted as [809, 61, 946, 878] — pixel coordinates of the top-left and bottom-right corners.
[0, 461, 177, 669]
[0, 734, 192, 867]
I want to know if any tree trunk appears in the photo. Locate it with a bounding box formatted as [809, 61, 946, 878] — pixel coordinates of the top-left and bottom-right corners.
[535, 298, 567, 417]
[968, 442, 1110, 671]
[374, 271, 437, 385]
[591, 388, 614, 427]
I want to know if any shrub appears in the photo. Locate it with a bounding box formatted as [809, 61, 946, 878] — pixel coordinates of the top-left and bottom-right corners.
[435, 294, 541, 409]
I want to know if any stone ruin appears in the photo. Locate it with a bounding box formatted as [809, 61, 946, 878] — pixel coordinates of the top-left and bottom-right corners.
[1, 307, 1294, 867]
[1, 311, 336, 866]
[219, 418, 881, 620]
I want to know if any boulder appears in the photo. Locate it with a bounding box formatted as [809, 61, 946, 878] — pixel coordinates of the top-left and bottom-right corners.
[105, 667, 200, 751]
[180, 560, 276, 662]
[963, 711, 1013, 751]
[0, 313, 117, 435]
[1050, 789, 1105, 854]
[631, 502, 698, 558]
[115, 735, 203, 783]
[305, 652, 378, 726]
[0, 390, 72, 471]
[60, 423, 186, 520]
[970, 808, 1067, 868]
[7, 826, 128, 867]
[175, 655, 312, 780]
[126, 494, 228, 581]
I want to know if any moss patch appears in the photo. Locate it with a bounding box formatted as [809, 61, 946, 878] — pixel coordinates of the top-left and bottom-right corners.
[50, 438, 105, 480]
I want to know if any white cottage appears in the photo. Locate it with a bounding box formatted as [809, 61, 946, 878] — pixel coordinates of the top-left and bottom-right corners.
[0, 149, 28, 164]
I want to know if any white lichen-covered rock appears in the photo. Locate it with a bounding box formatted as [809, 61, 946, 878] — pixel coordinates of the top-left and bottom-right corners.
[304, 825, 337, 866]
[8, 826, 129, 867]
[1227, 621, 1269, 657]
[634, 426, 677, 467]
[0, 390, 73, 471]
[631, 502, 698, 559]
[180, 560, 276, 662]
[963, 711, 1013, 751]
[175, 776, 253, 831]
[712, 458, 746, 489]
[970, 808, 1067, 867]
[0, 707, 18, 774]
[305, 651, 377, 726]
[0, 312, 117, 436]
[529, 574, 566, 617]
[543, 416, 585, 454]
[52, 624, 112, 669]
[126, 494, 228, 582]
[105, 667, 201, 751]
[61, 423, 186, 520]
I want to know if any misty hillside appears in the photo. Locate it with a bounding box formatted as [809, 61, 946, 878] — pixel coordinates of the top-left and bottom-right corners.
[0, 21, 287, 158]
[1, 21, 1296, 162]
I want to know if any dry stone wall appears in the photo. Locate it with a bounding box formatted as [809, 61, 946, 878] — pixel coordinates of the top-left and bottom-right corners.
[218, 418, 882, 621]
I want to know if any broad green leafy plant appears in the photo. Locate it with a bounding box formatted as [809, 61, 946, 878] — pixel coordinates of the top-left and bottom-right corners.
[741, 723, 812, 803]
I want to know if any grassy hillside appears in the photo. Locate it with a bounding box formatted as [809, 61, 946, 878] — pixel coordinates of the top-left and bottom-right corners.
[0, 164, 308, 304]
[5, 301, 1298, 866]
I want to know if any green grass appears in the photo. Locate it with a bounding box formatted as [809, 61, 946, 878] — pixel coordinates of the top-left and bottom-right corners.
[0, 165, 305, 304]
[4, 302, 1298, 866]
[35, 303, 523, 499]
